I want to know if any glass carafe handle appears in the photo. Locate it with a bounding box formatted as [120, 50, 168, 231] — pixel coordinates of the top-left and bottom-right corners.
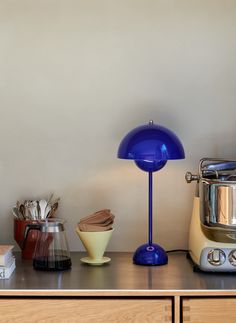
[22, 224, 41, 251]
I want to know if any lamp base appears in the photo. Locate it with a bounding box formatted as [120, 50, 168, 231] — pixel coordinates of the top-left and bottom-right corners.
[133, 243, 168, 266]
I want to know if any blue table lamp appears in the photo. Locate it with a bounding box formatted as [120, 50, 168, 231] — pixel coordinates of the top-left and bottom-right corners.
[117, 120, 185, 265]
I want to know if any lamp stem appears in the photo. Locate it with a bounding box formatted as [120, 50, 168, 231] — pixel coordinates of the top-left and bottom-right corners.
[148, 171, 153, 245]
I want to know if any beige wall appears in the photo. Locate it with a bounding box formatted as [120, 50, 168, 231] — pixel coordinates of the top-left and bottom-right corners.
[0, 0, 236, 251]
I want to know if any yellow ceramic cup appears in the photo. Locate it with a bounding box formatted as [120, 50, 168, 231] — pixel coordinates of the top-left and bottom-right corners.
[76, 228, 113, 262]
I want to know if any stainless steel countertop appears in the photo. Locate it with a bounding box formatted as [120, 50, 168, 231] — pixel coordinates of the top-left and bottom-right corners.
[1, 252, 236, 296]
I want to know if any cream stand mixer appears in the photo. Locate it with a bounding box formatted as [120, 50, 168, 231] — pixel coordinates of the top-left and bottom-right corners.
[186, 158, 236, 272]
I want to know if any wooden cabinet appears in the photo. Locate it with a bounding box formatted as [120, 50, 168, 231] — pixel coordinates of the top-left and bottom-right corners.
[1, 253, 236, 323]
[0, 298, 172, 323]
[182, 297, 236, 323]
[2, 296, 236, 323]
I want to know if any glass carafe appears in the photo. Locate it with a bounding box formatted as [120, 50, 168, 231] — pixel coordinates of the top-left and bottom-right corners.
[24, 219, 71, 271]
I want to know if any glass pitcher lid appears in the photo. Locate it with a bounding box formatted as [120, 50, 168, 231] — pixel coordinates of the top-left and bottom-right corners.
[39, 218, 65, 233]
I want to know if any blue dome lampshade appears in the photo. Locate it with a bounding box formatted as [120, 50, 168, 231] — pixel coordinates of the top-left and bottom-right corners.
[117, 120, 185, 266]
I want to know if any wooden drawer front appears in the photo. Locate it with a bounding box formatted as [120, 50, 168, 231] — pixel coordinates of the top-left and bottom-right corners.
[0, 298, 172, 323]
[183, 297, 236, 323]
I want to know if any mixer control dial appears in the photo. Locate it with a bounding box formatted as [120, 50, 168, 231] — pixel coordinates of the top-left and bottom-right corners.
[207, 249, 226, 266]
[229, 250, 236, 266]
[185, 172, 200, 183]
